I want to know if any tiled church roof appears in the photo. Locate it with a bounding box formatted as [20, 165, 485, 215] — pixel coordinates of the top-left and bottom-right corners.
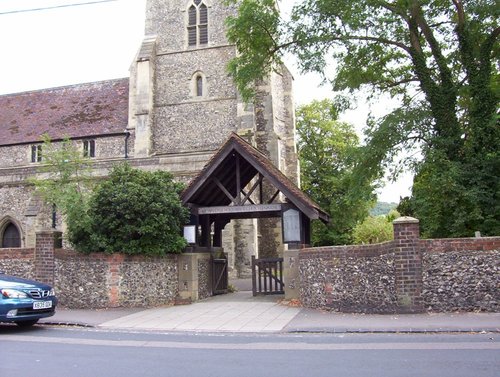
[0, 78, 129, 146]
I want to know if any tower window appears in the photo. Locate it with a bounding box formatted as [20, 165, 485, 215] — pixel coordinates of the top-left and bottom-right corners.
[199, 4, 208, 44]
[196, 76, 203, 97]
[83, 139, 96, 158]
[1, 222, 21, 248]
[31, 144, 42, 163]
[191, 73, 206, 98]
[188, 6, 197, 46]
[187, 1, 208, 47]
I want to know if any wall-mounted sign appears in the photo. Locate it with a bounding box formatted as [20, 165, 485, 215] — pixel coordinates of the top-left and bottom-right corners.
[183, 225, 196, 244]
[282, 208, 301, 243]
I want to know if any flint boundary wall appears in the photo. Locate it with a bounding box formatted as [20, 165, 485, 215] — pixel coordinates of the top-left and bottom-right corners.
[299, 217, 500, 313]
[0, 230, 215, 308]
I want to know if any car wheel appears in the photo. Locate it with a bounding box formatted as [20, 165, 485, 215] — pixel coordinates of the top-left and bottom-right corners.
[15, 319, 39, 327]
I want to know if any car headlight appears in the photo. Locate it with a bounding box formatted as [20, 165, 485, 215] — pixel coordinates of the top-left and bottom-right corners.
[49, 288, 56, 297]
[1, 289, 28, 299]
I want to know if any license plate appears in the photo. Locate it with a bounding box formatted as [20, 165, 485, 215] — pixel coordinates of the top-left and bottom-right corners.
[33, 301, 52, 310]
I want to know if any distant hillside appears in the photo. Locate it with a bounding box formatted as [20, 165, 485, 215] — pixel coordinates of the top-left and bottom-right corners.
[370, 201, 398, 216]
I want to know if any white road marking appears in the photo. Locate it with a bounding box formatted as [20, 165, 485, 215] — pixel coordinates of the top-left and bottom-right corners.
[2, 335, 499, 351]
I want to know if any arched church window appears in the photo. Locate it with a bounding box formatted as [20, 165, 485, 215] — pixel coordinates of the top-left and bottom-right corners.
[196, 75, 203, 97]
[1, 222, 21, 248]
[187, 1, 208, 47]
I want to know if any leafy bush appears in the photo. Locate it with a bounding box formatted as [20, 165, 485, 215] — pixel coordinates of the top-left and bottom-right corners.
[33, 141, 189, 255]
[82, 163, 190, 255]
[353, 210, 400, 245]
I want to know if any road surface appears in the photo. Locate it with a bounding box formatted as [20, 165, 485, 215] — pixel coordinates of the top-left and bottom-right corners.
[1, 325, 498, 377]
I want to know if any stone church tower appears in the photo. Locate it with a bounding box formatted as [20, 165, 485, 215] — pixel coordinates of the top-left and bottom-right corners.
[128, 0, 299, 276]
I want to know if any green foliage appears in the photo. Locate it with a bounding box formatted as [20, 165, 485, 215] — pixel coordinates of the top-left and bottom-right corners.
[370, 202, 398, 217]
[30, 135, 94, 245]
[386, 209, 400, 223]
[84, 163, 190, 255]
[411, 150, 499, 238]
[33, 140, 189, 255]
[225, 0, 282, 101]
[396, 196, 414, 217]
[227, 0, 500, 237]
[353, 210, 400, 245]
[297, 99, 375, 245]
[31, 135, 94, 209]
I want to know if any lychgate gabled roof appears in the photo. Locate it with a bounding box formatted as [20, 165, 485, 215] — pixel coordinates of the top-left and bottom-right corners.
[181, 133, 329, 223]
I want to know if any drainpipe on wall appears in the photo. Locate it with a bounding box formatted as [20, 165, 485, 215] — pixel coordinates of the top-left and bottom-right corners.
[124, 131, 130, 159]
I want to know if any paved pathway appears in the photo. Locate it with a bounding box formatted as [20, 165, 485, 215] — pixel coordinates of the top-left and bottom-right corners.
[100, 292, 300, 333]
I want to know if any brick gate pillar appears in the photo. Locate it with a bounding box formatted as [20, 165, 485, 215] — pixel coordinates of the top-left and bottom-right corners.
[34, 230, 61, 285]
[392, 217, 423, 313]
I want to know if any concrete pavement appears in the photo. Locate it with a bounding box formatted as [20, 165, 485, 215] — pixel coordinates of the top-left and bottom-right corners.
[39, 290, 500, 334]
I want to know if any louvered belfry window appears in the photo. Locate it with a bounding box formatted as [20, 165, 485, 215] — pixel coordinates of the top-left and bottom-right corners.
[199, 4, 208, 44]
[187, 1, 208, 46]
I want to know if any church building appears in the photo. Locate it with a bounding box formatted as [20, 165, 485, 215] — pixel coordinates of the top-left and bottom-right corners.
[0, 0, 298, 277]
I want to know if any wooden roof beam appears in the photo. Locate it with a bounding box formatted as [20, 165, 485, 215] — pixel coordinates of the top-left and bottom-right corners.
[241, 174, 262, 205]
[212, 177, 238, 205]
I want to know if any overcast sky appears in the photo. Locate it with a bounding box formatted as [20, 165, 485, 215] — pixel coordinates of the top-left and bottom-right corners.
[0, 0, 411, 203]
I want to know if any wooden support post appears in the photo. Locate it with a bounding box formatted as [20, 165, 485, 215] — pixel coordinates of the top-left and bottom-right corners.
[199, 215, 211, 247]
[213, 218, 226, 248]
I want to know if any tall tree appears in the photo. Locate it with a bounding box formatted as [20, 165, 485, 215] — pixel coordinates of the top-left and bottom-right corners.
[297, 99, 375, 245]
[226, 0, 499, 237]
[31, 135, 95, 246]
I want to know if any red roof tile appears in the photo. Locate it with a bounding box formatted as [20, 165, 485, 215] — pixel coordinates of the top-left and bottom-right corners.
[0, 79, 129, 146]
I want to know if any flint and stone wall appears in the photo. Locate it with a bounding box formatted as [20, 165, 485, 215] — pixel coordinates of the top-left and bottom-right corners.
[1, 233, 223, 309]
[0, 248, 35, 278]
[54, 246, 179, 309]
[1, 230, 195, 309]
[53, 250, 179, 308]
[197, 256, 212, 300]
[422, 244, 500, 312]
[299, 218, 500, 313]
[300, 243, 397, 313]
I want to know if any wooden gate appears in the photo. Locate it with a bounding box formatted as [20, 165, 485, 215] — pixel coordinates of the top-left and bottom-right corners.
[251, 256, 284, 296]
[212, 254, 228, 295]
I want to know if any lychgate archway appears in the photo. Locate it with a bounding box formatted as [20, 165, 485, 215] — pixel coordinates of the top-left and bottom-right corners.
[181, 133, 329, 298]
